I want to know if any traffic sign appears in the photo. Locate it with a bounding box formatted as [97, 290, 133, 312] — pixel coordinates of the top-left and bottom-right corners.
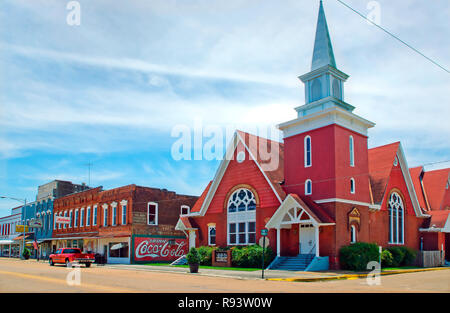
[260, 228, 268, 236]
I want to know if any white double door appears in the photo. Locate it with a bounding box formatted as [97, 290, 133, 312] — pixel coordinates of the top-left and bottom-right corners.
[299, 224, 315, 255]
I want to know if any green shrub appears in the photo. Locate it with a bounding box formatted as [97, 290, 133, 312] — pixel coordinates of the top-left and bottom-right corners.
[22, 247, 30, 259]
[339, 242, 380, 271]
[386, 246, 417, 266]
[196, 246, 213, 266]
[186, 247, 200, 265]
[381, 249, 394, 267]
[386, 246, 405, 267]
[231, 245, 275, 268]
[401, 247, 417, 266]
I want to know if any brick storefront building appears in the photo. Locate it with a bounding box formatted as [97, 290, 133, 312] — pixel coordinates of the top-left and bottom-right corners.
[175, 1, 450, 270]
[52, 185, 197, 264]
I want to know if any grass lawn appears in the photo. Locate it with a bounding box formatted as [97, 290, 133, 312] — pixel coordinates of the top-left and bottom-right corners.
[143, 263, 260, 271]
[382, 266, 421, 271]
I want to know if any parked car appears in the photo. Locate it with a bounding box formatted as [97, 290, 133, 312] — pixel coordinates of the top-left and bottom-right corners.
[49, 248, 95, 267]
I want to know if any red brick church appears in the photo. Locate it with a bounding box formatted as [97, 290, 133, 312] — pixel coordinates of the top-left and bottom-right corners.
[176, 1, 450, 270]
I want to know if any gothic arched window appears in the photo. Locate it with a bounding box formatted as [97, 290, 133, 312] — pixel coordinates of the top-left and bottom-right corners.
[227, 188, 257, 245]
[388, 192, 404, 244]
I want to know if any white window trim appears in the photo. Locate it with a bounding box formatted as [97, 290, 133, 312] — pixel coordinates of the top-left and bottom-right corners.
[112, 205, 117, 226]
[63, 211, 68, 229]
[74, 209, 79, 228]
[350, 178, 355, 194]
[69, 210, 73, 228]
[86, 206, 91, 227]
[121, 204, 127, 225]
[102, 204, 108, 227]
[350, 225, 356, 243]
[305, 179, 312, 195]
[147, 202, 158, 226]
[349, 135, 355, 167]
[93, 205, 97, 226]
[388, 192, 405, 245]
[208, 225, 216, 246]
[304, 135, 312, 168]
[80, 208, 85, 227]
[180, 205, 190, 216]
[227, 221, 256, 246]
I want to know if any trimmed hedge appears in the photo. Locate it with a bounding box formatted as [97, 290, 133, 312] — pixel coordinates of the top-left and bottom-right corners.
[231, 245, 275, 268]
[197, 246, 214, 266]
[384, 246, 417, 267]
[339, 242, 380, 271]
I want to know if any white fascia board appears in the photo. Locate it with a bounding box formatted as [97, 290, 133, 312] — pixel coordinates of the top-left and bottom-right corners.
[197, 132, 239, 216]
[315, 198, 381, 210]
[397, 144, 426, 218]
[236, 132, 283, 204]
[198, 131, 283, 216]
[277, 106, 375, 138]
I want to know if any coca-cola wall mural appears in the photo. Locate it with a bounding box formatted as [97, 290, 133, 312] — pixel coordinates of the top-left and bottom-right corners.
[133, 236, 187, 262]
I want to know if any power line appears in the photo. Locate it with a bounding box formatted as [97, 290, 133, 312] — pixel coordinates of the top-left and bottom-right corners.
[335, 0, 450, 74]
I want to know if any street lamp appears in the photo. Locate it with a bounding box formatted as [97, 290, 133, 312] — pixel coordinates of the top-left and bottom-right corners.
[0, 196, 27, 259]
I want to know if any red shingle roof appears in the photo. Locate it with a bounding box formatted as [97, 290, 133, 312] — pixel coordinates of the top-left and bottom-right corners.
[237, 130, 286, 201]
[409, 166, 428, 212]
[293, 194, 335, 224]
[368, 142, 400, 204]
[190, 181, 212, 213]
[422, 210, 449, 229]
[422, 168, 450, 210]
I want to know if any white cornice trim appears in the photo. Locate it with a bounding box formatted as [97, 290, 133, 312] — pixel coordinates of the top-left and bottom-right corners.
[277, 106, 375, 138]
[315, 198, 381, 210]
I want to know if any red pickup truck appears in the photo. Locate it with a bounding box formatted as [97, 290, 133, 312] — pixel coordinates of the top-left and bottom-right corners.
[49, 248, 95, 268]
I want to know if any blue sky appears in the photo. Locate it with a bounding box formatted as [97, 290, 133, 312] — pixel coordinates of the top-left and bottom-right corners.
[0, 0, 449, 216]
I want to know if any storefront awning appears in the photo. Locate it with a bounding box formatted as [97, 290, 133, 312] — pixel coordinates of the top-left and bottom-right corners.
[0, 240, 14, 245]
[13, 233, 34, 241]
[50, 236, 100, 241]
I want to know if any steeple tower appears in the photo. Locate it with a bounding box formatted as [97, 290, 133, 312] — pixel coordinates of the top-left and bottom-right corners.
[297, 0, 353, 116]
[277, 1, 375, 204]
[311, 0, 336, 71]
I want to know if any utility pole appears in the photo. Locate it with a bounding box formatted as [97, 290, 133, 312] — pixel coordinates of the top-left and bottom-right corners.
[84, 161, 93, 187]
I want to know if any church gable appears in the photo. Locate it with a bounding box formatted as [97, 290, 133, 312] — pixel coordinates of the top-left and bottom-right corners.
[206, 140, 282, 214]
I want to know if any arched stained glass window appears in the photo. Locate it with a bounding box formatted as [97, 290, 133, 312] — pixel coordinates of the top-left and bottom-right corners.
[228, 188, 256, 213]
[388, 192, 404, 244]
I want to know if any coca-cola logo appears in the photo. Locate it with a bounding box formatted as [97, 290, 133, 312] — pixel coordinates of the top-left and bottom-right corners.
[135, 238, 186, 259]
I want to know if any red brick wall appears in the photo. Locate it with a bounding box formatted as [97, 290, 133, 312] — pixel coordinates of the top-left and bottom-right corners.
[190, 143, 281, 251]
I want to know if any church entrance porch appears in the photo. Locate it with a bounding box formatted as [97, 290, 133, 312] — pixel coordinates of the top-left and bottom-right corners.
[266, 194, 333, 258]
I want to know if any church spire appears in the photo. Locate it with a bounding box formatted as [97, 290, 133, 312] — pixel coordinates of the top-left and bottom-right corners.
[311, 0, 336, 71]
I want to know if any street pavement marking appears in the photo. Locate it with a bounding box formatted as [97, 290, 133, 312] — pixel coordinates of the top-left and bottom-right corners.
[0, 270, 135, 293]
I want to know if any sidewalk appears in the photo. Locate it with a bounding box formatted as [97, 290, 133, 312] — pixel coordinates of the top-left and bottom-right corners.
[99, 263, 450, 282]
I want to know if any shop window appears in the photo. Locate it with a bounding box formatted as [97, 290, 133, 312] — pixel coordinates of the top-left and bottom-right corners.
[109, 242, 129, 258]
[148, 202, 158, 225]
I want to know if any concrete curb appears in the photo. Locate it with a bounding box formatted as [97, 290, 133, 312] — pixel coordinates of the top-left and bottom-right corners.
[267, 267, 450, 282]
